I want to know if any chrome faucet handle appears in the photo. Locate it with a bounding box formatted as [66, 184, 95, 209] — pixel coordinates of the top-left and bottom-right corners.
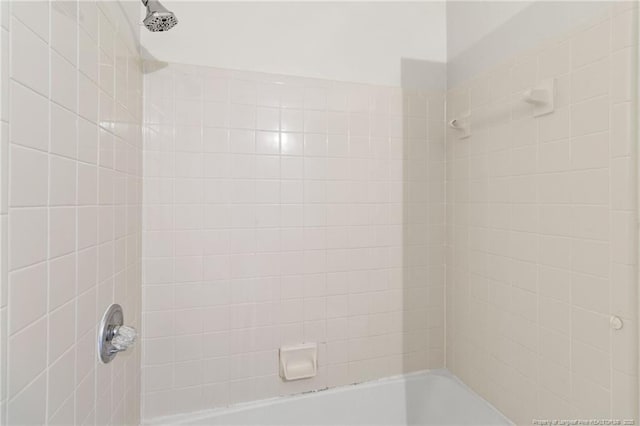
[111, 325, 137, 352]
[99, 304, 137, 363]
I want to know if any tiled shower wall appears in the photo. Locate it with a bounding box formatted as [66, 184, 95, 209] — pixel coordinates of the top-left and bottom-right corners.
[141, 64, 446, 419]
[0, 1, 143, 425]
[446, 3, 639, 424]
[0, 1, 7, 421]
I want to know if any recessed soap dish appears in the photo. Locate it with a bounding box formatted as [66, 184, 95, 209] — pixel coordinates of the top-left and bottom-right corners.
[279, 343, 317, 381]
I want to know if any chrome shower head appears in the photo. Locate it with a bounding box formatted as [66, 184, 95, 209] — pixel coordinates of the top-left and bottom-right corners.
[142, 0, 178, 32]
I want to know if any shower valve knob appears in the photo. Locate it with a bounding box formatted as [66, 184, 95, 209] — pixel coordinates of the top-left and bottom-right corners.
[111, 325, 137, 352]
[99, 304, 137, 363]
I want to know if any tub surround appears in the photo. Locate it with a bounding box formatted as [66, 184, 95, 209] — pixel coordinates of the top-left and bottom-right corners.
[445, 3, 639, 423]
[141, 63, 447, 419]
[0, 1, 144, 425]
[0, 2, 637, 425]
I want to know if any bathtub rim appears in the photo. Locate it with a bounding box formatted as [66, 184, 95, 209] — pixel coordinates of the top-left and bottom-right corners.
[142, 368, 513, 426]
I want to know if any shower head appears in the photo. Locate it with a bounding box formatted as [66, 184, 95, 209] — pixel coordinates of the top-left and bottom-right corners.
[142, 0, 178, 32]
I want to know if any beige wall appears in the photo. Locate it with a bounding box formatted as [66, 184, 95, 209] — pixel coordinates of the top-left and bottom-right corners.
[445, 3, 638, 424]
[140, 2, 447, 88]
[140, 63, 446, 420]
[0, 1, 143, 425]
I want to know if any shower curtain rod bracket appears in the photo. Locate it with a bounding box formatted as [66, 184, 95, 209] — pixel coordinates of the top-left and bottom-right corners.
[523, 78, 555, 117]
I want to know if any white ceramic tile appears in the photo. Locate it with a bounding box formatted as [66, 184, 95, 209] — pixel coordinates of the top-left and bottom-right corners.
[571, 169, 609, 205]
[10, 82, 49, 151]
[2, 4, 143, 424]
[48, 253, 76, 310]
[446, 6, 637, 423]
[8, 263, 46, 334]
[571, 96, 609, 137]
[9, 208, 47, 270]
[8, 318, 46, 397]
[78, 72, 99, 123]
[11, 1, 49, 42]
[49, 156, 77, 206]
[611, 102, 632, 157]
[9, 146, 48, 207]
[49, 207, 76, 259]
[538, 108, 568, 143]
[571, 341, 611, 388]
[611, 8, 636, 51]
[98, 10, 114, 59]
[51, 52, 77, 113]
[612, 370, 638, 419]
[610, 47, 633, 103]
[10, 18, 49, 97]
[6, 373, 46, 426]
[611, 156, 636, 210]
[571, 58, 609, 103]
[46, 347, 75, 418]
[571, 20, 610, 69]
[51, 104, 78, 159]
[281, 109, 304, 132]
[571, 374, 611, 417]
[257, 107, 280, 131]
[1, 28, 8, 123]
[571, 131, 608, 169]
[611, 210, 637, 265]
[79, 28, 99, 83]
[538, 41, 571, 79]
[51, 1, 78, 66]
[141, 62, 445, 419]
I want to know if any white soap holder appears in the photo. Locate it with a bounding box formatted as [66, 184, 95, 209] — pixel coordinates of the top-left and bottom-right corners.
[279, 343, 317, 381]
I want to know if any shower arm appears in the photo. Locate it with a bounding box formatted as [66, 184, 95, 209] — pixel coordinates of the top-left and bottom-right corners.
[141, 0, 171, 13]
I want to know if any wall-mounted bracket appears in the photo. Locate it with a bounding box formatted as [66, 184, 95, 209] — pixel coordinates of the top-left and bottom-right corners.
[523, 78, 555, 117]
[449, 111, 471, 139]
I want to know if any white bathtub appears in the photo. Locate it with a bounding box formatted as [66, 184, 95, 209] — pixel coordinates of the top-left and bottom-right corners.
[146, 370, 512, 425]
